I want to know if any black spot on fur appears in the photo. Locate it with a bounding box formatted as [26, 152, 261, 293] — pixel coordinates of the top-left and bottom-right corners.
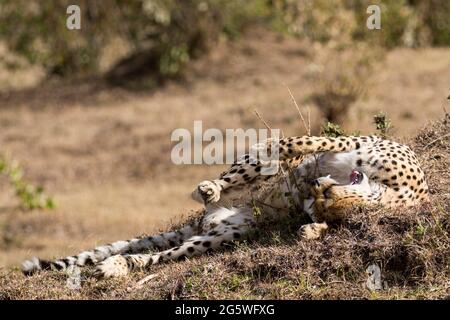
[203, 241, 211, 247]
[61, 258, 70, 266]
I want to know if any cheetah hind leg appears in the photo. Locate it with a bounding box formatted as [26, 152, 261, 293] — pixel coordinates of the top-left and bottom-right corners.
[94, 207, 255, 278]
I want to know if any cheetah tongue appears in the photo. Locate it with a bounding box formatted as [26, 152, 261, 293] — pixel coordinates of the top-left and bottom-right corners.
[350, 170, 360, 185]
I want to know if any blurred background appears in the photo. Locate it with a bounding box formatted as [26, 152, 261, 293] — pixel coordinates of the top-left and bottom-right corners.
[0, 0, 449, 268]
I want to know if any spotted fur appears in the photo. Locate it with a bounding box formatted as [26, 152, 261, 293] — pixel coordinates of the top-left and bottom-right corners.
[22, 135, 429, 277]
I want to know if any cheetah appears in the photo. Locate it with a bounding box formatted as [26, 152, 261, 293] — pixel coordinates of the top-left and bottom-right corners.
[22, 135, 429, 278]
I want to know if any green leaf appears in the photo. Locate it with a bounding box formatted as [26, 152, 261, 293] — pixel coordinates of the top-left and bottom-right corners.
[46, 199, 56, 209]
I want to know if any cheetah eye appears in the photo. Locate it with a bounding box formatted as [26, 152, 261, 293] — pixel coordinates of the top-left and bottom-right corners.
[350, 170, 363, 185]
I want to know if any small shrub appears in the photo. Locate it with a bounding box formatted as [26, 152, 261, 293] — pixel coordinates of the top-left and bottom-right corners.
[0, 154, 55, 211]
[321, 122, 345, 137]
[373, 112, 392, 137]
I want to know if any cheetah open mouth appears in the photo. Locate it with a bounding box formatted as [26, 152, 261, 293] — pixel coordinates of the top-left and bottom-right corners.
[350, 170, 363, 185]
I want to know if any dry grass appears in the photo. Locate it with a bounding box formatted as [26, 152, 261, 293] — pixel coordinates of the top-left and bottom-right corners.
[0, 30, 449, 299]
[1, 114, 448, 300]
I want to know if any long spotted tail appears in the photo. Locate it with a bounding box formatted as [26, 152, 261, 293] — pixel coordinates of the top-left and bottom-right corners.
[22, 222, 198, 275]
[95, 207, 256, 278]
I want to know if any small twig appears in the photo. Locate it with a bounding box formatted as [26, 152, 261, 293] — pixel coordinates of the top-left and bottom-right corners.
[253, 198, 289, 212]
[127, 273, 158, 292]
[307, 105, 311, 136]
[254, 108, 284, 138]
[254, 109, 272, 132]
[285, 85, 311, 136]
[327, 280, 345, 285]
[279, 165, 302, 213]
[285, 167, 302, 213]
[425, 133, 450, 148]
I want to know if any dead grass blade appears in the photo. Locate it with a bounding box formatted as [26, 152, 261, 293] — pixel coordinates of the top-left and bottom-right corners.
[285, 84, 311, 136]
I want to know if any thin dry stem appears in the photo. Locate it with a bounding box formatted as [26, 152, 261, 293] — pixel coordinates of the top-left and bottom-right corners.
[285, 85, 311, 136]
[254, 109, 272, 132]
[254, 109, 284, 138]
[424, 133, 450, 148]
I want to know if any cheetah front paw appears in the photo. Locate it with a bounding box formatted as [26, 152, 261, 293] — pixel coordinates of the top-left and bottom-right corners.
[192, 180, 222, 204]
[94, 255, 129, 278]
[298, 222, 328, 240]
